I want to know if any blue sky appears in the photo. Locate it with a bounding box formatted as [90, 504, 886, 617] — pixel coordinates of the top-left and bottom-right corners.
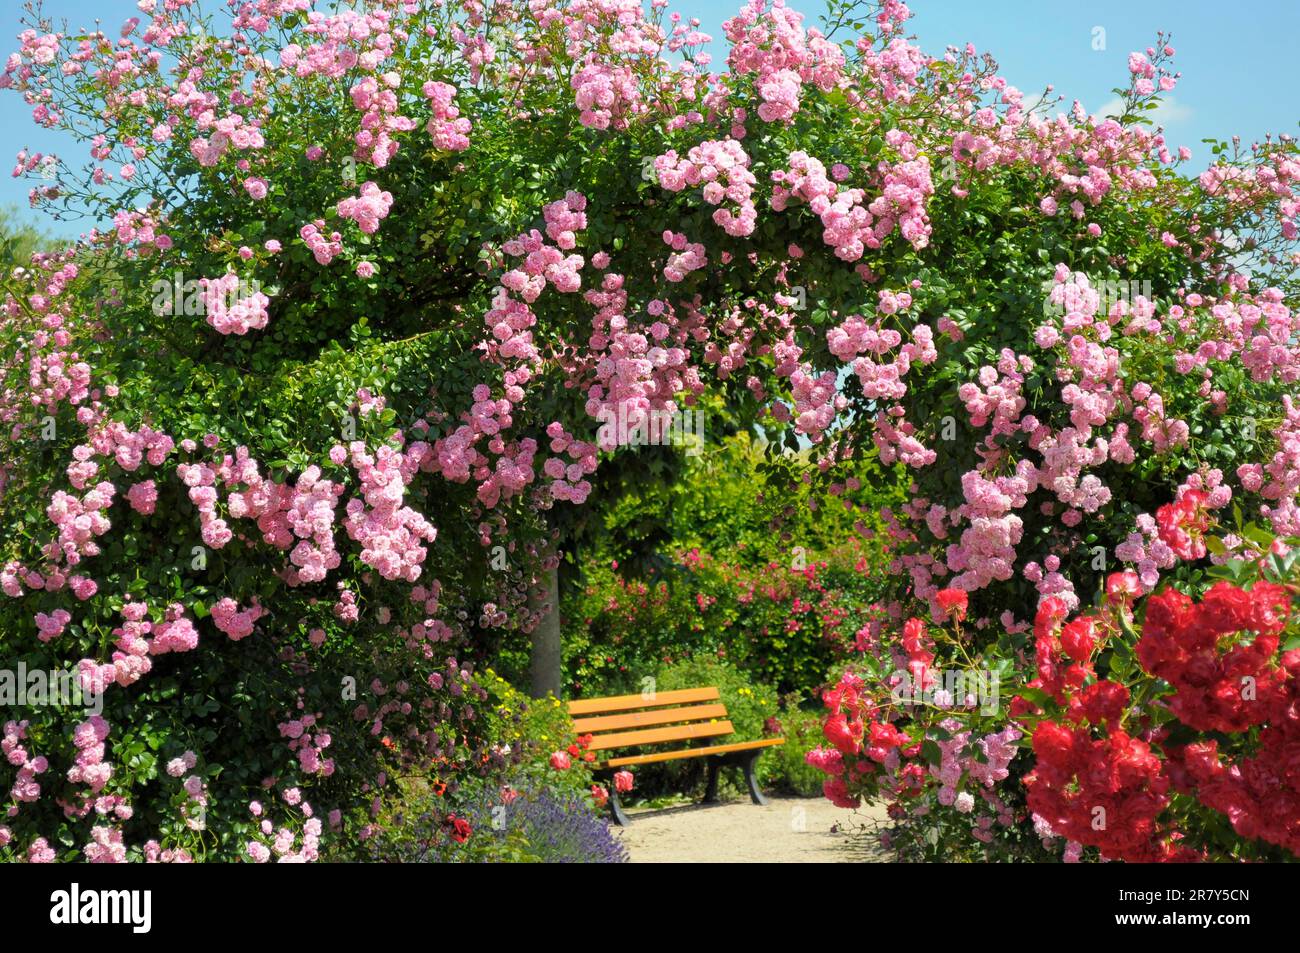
[3, 0, 1297, 239]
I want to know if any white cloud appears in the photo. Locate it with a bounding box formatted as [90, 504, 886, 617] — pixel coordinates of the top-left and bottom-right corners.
[1095, 95, 1193, 126]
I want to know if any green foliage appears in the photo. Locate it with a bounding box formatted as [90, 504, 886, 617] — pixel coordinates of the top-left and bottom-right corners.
[656, 656, 778, 742]
[765, 703, 828, 796]
[476, 668, 596, 800]
[600, 431, 906, 565]
[0, 205, 56, 269]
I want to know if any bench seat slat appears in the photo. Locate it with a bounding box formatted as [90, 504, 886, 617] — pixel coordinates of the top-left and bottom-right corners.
[602, 737, 785, 768]
[586, 719, 733, 751]
[572, 703, 729, 734]
[567, 687, 719, 716]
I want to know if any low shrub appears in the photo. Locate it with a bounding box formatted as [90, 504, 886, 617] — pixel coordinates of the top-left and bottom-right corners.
[356, 670, 623, 862]
[763, 702, 827, 797]
[362, 772, 624, 863]
[655, 657, 778, 742]
[481, 786, 628, 863]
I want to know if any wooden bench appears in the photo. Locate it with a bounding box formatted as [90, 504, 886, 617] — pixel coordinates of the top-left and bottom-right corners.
[567, 686, 785, 826]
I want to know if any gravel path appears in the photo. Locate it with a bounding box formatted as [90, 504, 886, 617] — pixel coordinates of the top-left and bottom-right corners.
[614, 795, 891, 863]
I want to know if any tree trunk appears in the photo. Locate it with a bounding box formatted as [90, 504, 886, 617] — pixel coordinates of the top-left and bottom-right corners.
[529, 562, 562, 699]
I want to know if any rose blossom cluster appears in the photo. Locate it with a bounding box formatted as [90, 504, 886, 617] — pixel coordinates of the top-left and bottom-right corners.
[1012, 593, 1198, 861]
[246, 788, 323, 863]
[3, 720, 47, 806]
[199, 272, 271, 336]
[805, 670, 910, 809]
[340, 439, 438, 582]
[581, 270, 693, 463]
[423, 80, 471, 151]
[184, 448, 344, 584]
[336, 181, 394, 235]
[572, 62, 640, 130]
[928, 720, 1021, 835]
[659, 230, 708, 283]
[46, 482, 115, 568]
[722, 0, 846, 124]
[433, 196, 600, 508]
[279, 712, 336, 778]
[210, 596, 266, 641]
[299, 219, 343, 266]
[769, 141, 933, 256]
[349, 72, 415, 169]
[1137, 580, 1292, 733]
[890, 261, 1298, 617]
[67, 420, 174, 492]
[66, 715, 112, 797]
[1026, 718, 1193, 862]
[655, 138, 758, 237]
[1009, 554, 1300, 861]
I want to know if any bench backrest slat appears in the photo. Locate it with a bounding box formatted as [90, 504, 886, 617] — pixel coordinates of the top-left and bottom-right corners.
[586, 720, 734, 751]
[572, 703, 729, 734]
[567, 686, 720, 716]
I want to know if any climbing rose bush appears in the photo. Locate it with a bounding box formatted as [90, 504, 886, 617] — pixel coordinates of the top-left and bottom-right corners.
[808, 515, 1300, 861]
[0, 0, 1297, 861]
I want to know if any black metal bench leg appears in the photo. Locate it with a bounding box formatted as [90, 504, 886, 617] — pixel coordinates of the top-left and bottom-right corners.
[741, 751, 768, 806]
[608, 788, 631, 827]
[703, 758, 721, 804]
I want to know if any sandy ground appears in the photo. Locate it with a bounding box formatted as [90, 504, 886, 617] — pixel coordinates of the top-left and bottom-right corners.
[614, 795, 892, 863]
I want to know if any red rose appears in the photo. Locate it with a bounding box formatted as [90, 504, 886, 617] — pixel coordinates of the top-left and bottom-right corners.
[1034, 596, 1069, 636]
[935, 587, 969, 622]
[824, 712, 863, 756]
[1030, 720, 1076, 769]
[1069, 680, 1129, 725]
[1155, 491, 1211, 561]
[444, 814, 472, 844]
[823, 778, 860, 809]
[1248, 582, 1291, 636]
[1060, 616, 1099, 662]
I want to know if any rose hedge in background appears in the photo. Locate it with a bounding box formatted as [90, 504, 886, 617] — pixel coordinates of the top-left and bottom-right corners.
[516, 429, 901, 697]
[556, 545, 885, 697]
